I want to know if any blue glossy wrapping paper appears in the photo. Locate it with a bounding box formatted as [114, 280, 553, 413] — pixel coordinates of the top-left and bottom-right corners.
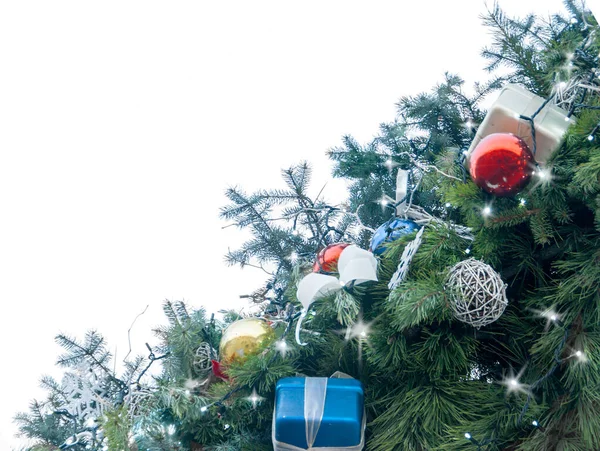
[273, 377, 364, 450]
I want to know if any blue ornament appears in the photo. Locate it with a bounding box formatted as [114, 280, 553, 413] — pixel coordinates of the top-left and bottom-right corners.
[369, 218, 420, 255]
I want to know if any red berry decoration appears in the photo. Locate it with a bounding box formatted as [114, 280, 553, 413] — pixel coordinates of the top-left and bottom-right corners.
[468, 133, 535, 197]
[313, 243, 350, 273]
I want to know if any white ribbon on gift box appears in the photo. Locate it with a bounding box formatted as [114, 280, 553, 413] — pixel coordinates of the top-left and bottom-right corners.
[272, 375, 366, 451]
[295, 246, 378, 346]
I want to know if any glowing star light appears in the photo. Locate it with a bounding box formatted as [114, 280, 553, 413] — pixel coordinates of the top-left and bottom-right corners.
[343, 317, 375, 369]
[571, 349, 588, 363]
[275, 340, 289, 358]
[384, 159, 396, 172]
[531, 306, 562, 330]
[344, 319, 373, 341]
[482, 206, 492, 217]
[247, 389, 263, 408]
[463, 119, 477, 133]
[501, 367, 530, 396]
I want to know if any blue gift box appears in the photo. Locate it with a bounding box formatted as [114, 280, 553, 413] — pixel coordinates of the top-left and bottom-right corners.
[274, 377, 364, 449]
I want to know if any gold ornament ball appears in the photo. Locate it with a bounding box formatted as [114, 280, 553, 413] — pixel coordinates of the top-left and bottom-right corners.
[219, 318, 275, 364]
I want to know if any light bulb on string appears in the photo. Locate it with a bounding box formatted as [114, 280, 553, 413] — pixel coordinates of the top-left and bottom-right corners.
[275, 340, 289, 358]
[463, 119, 476, 133]
[537, 169, 549, 179]
[531, 306, 562, 329]
[482, 206, 492, 217]
[464, 433, 472, 440]
[500, 366, 530, 396]
[588, 135, 595, 141]
[247, 389, 263, 409]
[378, 194, 395, 210]
[200, 406, 208, 413]
[344, 319, 373, 341]
[531, 167, 554, 190]
[445, 202, 451, 208]
[465, 248, 471, 254]
[384, 158, 396, 172]
[532, 420, 539, 427]
[342, 317, 375, 370]
[571, 349, 588, 363]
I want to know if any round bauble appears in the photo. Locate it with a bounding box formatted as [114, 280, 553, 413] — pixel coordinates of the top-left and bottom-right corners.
[369, 218, 420, 255]
[468, 133, 535, 197]
[219, 318, 275, 365]
[313, 243, 351, 273]
[445, 258, 508, 328]
[193, 342, 216, 373]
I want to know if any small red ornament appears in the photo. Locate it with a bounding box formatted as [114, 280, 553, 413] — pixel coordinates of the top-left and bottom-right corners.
[468, 133, 535, 197]
[211, 359, 229, 380]
[312, 243, 350, 273]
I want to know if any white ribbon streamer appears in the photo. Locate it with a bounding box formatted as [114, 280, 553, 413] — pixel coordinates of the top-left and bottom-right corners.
[272, 377, 365, 451]
[395, 169, 409, 216]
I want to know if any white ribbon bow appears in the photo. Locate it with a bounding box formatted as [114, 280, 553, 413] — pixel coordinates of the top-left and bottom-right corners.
[295, 245, 378, 346]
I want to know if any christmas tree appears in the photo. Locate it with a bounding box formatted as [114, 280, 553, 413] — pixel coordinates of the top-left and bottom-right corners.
[14, 2, 600, 450]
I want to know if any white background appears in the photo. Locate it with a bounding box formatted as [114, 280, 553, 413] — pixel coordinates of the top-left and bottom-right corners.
[0, 0, 580, 448]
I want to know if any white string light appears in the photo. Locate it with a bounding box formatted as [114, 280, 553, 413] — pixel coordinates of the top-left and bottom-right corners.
[344, 319, 373, 341]
[572, 349, 588, 363]
[531, 306, 562, 330]
[275, 340, 289, 358]
[536, 168, 551, 180]
[501, 367, 530, 396]
[247, 389, 263, 409]
[482, 206, 492, 217]
[384, 158, 396, 172]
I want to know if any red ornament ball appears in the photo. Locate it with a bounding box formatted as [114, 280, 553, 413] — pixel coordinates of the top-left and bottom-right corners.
[313, 243, 350, 273]
[468, 133, 535, 197]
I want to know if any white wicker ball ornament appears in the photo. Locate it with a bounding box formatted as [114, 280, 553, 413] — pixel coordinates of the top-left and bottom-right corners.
[193, 342, 216, 373]
[445, 258, 508, 328]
